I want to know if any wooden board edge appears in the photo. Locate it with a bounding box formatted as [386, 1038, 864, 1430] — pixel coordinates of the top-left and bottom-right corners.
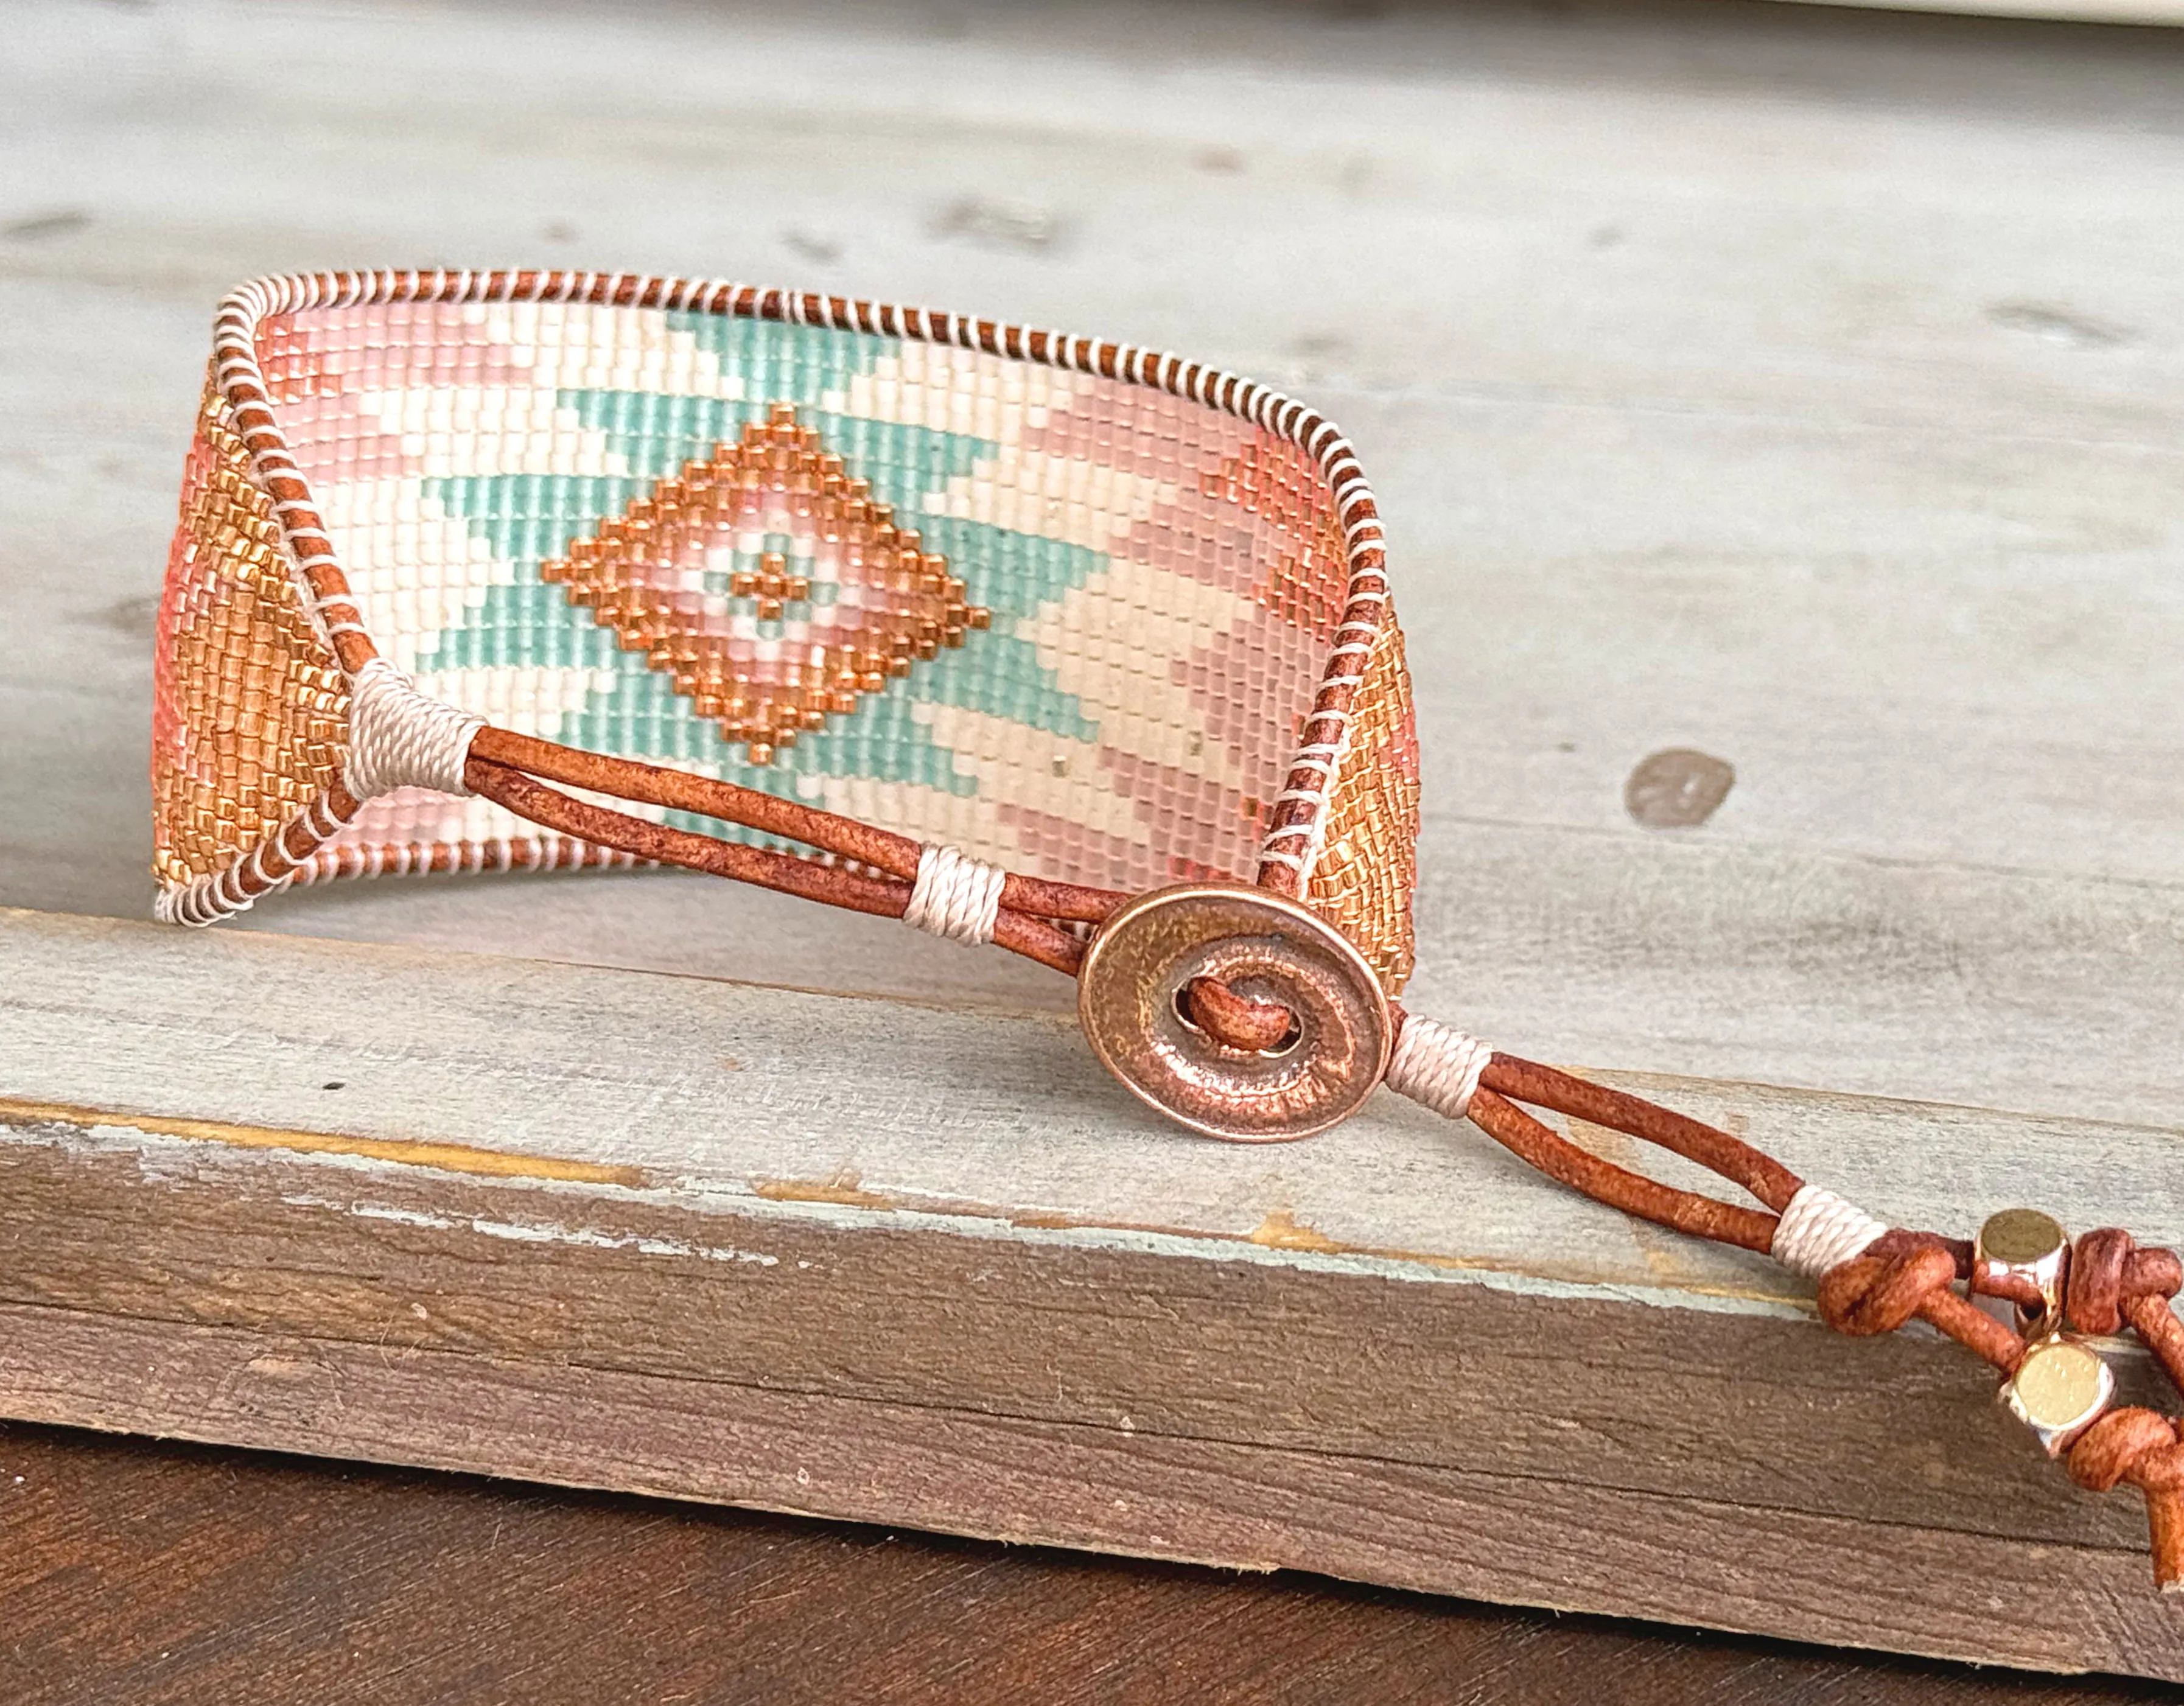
[1, 1296, 2172, 1681]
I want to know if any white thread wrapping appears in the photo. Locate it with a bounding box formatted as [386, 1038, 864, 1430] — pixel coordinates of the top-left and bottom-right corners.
[1384, 1013, 1494, 1121]
[903, 844, 1007, 946]
[152, 790, 355, 928]
[1769, 1184, 1890, 1279]
[343, 659, 484, 800]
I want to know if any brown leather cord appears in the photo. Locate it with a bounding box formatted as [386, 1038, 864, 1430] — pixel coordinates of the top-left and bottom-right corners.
[1475, 1054, 1803, 1215]
[2068, 1228, 2184, 1338]
[1178, 996, 1802, 1255]
[471, 727, 1125, 927]
[463, 757, 1087, 976]
[1464, 1086, 1781, 1254]
[2070, 1405, 2184, 1590]
[1817, 1243, 2026, 1372]
[1408, 1037, 2048, 1377]
[2130, 1293, 2184, 1397]
[1182, 976, 1297, 1054]
[186, 780, 366, 913]
[1380, 1013, 1801, 1256]
[2054, 1229, 2184, 1589]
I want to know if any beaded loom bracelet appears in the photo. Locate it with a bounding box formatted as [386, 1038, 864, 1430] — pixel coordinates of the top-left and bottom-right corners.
[155, 270, 2184, 1591]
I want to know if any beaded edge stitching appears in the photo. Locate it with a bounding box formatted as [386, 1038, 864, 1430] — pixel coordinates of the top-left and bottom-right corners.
[166, 268, 1393, 922]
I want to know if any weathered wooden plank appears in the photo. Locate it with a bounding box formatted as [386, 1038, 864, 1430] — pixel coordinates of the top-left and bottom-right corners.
[3, 1298, 2174, 1680]
[3, 908, 2182, 1676]
[6, 907, 2180, 1306]
[2, 0, 2180, 1128]
[3, 1088, 2178, 1557]
[5, 1425, 2138, 1706]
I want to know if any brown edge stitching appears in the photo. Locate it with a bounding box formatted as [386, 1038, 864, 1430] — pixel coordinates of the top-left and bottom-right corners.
[183, 270, 1391, 916]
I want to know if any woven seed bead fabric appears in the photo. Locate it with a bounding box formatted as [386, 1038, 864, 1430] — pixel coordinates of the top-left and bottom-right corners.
[156, 295, 1418, 989]
[1311, 618, 1419, 992]
[152, 379, 349, 893]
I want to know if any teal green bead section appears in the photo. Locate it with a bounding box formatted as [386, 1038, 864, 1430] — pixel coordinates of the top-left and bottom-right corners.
[413, 316, 1111, 803]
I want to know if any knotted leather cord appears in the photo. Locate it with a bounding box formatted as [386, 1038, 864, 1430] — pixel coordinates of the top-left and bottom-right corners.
[452, 723, 2184, 1589]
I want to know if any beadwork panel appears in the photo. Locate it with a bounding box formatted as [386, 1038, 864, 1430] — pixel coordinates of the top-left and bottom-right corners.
[1305, 617, 1419, 993]
[158, 293, 1416, 988]
[259, 301, 1347, 883]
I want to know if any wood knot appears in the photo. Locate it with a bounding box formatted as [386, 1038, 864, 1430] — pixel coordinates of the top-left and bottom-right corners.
[1816, 1245, 1959, 1338]
[2068, 1228, 2183, 1337]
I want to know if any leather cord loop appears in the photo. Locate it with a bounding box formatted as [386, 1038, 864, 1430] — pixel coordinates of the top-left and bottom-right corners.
[461, 755, 1090, 975]
[1183, 976, 1297, 1054]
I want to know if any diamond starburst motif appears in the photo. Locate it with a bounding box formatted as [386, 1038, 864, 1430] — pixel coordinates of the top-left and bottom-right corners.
[542, 404, 989, 763]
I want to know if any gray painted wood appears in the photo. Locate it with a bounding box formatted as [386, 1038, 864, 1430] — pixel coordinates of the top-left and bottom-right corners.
[4, 908, 2184, 1674]
[5, 906, 2179, 1305]
[5, 0, 2184, 1673]
[1, 0, 2180, 1128]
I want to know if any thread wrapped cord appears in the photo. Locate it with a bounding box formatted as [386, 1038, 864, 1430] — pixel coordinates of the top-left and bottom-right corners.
[1379, 1002, 2184, 1590]
[345, 660, 485, 800]
[1771, 1185, 1892, 1280]
[903, 845, 1007, 946]
[1385, 1013, 1492, 1120]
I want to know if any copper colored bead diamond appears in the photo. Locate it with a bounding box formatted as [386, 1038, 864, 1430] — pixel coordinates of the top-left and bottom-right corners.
[540, 406, 988, 760]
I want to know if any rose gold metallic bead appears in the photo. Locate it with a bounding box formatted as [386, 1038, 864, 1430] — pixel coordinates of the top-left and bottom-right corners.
[1978, 1210, 2116, 1456]
[1975, 1207, 2070, 1331]
[2003, 1337, 2115, 1458]
[1077, 881, 1390, 1143]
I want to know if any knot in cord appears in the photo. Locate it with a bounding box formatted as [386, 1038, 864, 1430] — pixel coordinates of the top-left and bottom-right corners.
[1816, 1243, 1960, 1338]
[2069, 1228, 2184, 1336]
[2070, 1408, 2184, 1496]
[2068, 1408, 2184, 1592]
[903, 844, 1006, 946]
[1384, 1012, 1493, 1120]
[344, 660, 484, 800]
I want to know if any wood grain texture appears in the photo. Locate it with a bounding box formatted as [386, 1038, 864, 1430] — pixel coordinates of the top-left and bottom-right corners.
[2, 0, 2180, 1128]
[4, 909, 2183, 1676]
[8, 1424, 2167, 1706]
[7, 1301, 2180, 1682]
[5, 0, 2183, 1683]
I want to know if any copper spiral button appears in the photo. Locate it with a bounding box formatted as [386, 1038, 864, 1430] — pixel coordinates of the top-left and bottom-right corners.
[1077, 883, 1392, 1142]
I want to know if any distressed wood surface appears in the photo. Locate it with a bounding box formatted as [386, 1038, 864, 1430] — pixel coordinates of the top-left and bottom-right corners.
[3, 908, 2182, 1677]
[4, 0, 2183, 1683]
[13, 1425, 2166, 1706]
[2, 0, 2181, 1128]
